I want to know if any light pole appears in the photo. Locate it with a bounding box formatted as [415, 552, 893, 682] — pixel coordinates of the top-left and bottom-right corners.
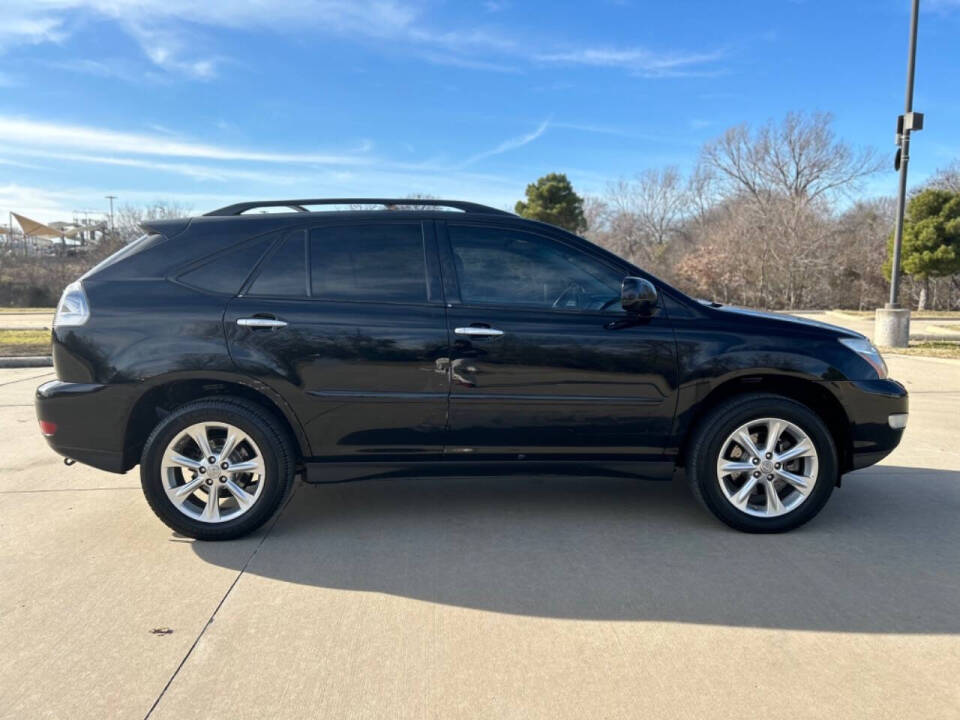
[876, 0, 923, 348]
[105, 195, 117, 235]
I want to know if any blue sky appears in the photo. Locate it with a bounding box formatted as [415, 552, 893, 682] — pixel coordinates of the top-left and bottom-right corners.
[1, 0, 958, 222]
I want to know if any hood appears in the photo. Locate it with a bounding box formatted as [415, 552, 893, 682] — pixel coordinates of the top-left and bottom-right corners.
[709, 304, 863, 338]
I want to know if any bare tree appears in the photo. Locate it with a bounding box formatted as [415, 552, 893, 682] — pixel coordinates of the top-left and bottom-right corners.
[598, 167, 691, 269]
[700, 111, 880, 208]
[694, 112, 882, 309]
[832, 198, 896, 310]
[928, 161, 960, 193]
[114, 201, 194, 242]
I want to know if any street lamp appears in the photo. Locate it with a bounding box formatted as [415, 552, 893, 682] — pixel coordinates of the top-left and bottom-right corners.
[876, 0, 923, 348]
[105, 195, 117, 234]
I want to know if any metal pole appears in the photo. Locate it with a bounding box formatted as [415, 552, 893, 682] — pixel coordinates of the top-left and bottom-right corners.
[888, 0, 920, 308]
[105, 195, 116, 234]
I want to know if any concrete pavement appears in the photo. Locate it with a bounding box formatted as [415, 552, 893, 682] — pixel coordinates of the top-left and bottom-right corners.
[1, 357, 959, 719]
[794, 310, 960, 343]
[0, 311, 53, 330]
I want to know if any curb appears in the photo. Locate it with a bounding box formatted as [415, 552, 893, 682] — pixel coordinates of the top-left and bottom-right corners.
[0, 356, 53, 368]
[910, 333, 960, 342]
[825, 310, 869, 321]
[923, 324, 960, 338]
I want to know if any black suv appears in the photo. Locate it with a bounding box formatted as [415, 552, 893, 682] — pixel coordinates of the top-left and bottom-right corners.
[36, 198, 908, 539]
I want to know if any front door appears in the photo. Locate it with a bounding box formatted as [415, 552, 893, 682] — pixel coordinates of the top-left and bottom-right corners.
[225, 221, 449, 460]
[439, 222, 678, 461]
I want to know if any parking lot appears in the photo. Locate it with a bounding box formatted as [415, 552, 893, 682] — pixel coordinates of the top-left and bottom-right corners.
[2, 355, 959, 719]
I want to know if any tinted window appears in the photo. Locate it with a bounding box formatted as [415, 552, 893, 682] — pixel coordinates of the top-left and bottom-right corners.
[248, 231, 307, 297]
[310, 224, 426, 303]
[178, 235, 274, 296]
[84, 233, 164, 279]
[448, 225, 622, 310]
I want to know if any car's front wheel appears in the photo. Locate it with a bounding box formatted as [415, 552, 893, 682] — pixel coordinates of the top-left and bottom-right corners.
[687, 393, 837, 532]
[140, 398, 295, 540]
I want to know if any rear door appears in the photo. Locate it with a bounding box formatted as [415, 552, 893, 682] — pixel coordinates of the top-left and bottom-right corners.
[439, 221, 678, 461]
[225, 220, 449, 460]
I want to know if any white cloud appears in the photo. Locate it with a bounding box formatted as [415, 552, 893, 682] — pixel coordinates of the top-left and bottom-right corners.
[536, 47, 726, 77]
[0, 146, 309, 184]
[42, 58, 138, 80]
[1, 0, 725, 79]
[0, 114, 543, 222]
[0, 157, 46, 170]
[551, 121, 629, 137]
[1, 0, 418, 77]
[0, 15, 66, 48]
[0, 116, 374, 166]
[461, 119, 550, 167]
[418, 52, 521, 74]
[0, 115, 558, 181]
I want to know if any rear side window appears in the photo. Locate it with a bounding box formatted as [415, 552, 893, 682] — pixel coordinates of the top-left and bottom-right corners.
[310, 224, 426, 303]
[248, 231, 307, 297]
[178, 235, 274, 296]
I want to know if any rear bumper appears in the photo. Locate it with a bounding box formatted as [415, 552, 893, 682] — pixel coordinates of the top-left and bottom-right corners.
[835, 379, 908, 471]
[35, 380, 138, 473]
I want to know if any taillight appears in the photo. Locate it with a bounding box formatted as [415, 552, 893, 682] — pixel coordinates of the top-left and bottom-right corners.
[39, 420, 57, 437]
[53, 280, 90, 327]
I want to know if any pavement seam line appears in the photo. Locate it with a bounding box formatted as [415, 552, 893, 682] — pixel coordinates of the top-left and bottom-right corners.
[0, 371, 54, 389]
[143, 481, 301, 720]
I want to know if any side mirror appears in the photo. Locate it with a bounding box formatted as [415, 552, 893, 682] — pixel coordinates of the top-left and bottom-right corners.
[621, 276, 658, 315]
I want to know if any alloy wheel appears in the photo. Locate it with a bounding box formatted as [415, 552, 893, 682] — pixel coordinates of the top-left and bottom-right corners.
[715, 417, 819, 518]
[160, 422, 265, 523]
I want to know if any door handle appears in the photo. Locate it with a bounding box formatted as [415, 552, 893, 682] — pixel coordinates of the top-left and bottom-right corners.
[237, 317, 288, 329]
[454, 327, 504, 337]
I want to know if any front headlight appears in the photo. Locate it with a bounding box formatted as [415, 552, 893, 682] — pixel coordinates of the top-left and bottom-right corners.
[53, 281, 90, 328]
[839, 337, 887, 379]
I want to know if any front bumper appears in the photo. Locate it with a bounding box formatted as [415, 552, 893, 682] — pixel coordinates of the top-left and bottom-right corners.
[35, 380, 139, 473]
[835, 378, 909, 470]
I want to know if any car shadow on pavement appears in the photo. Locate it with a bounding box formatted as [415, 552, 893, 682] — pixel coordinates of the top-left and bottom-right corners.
[192, 465, 960, 634]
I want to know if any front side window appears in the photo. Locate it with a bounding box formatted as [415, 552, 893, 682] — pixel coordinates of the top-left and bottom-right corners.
[310, 224, 426, 303]
[448, 225, 623, 311]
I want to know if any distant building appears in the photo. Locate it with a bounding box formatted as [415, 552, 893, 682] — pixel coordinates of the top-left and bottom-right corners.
[2, 212, 106, 255]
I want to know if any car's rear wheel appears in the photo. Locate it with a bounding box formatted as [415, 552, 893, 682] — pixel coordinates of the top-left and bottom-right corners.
[687, 393, 837, 532]
[140, 398, 295, 540]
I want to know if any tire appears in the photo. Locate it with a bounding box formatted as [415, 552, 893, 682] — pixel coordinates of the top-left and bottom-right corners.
[140, 397, 296, 540]
[686, 393, 837, 533]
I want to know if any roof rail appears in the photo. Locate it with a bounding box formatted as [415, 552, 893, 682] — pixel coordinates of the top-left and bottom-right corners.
[204, 198, 513, 217]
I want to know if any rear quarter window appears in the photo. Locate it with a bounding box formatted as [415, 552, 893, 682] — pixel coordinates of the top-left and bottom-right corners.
[177, 234, 275, 296]
[82, 234, 165, 279]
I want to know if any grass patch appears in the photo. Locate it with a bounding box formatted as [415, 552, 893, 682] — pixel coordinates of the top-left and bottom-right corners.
[881, 341, 960, 360]
[0, 329, 52, 357]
